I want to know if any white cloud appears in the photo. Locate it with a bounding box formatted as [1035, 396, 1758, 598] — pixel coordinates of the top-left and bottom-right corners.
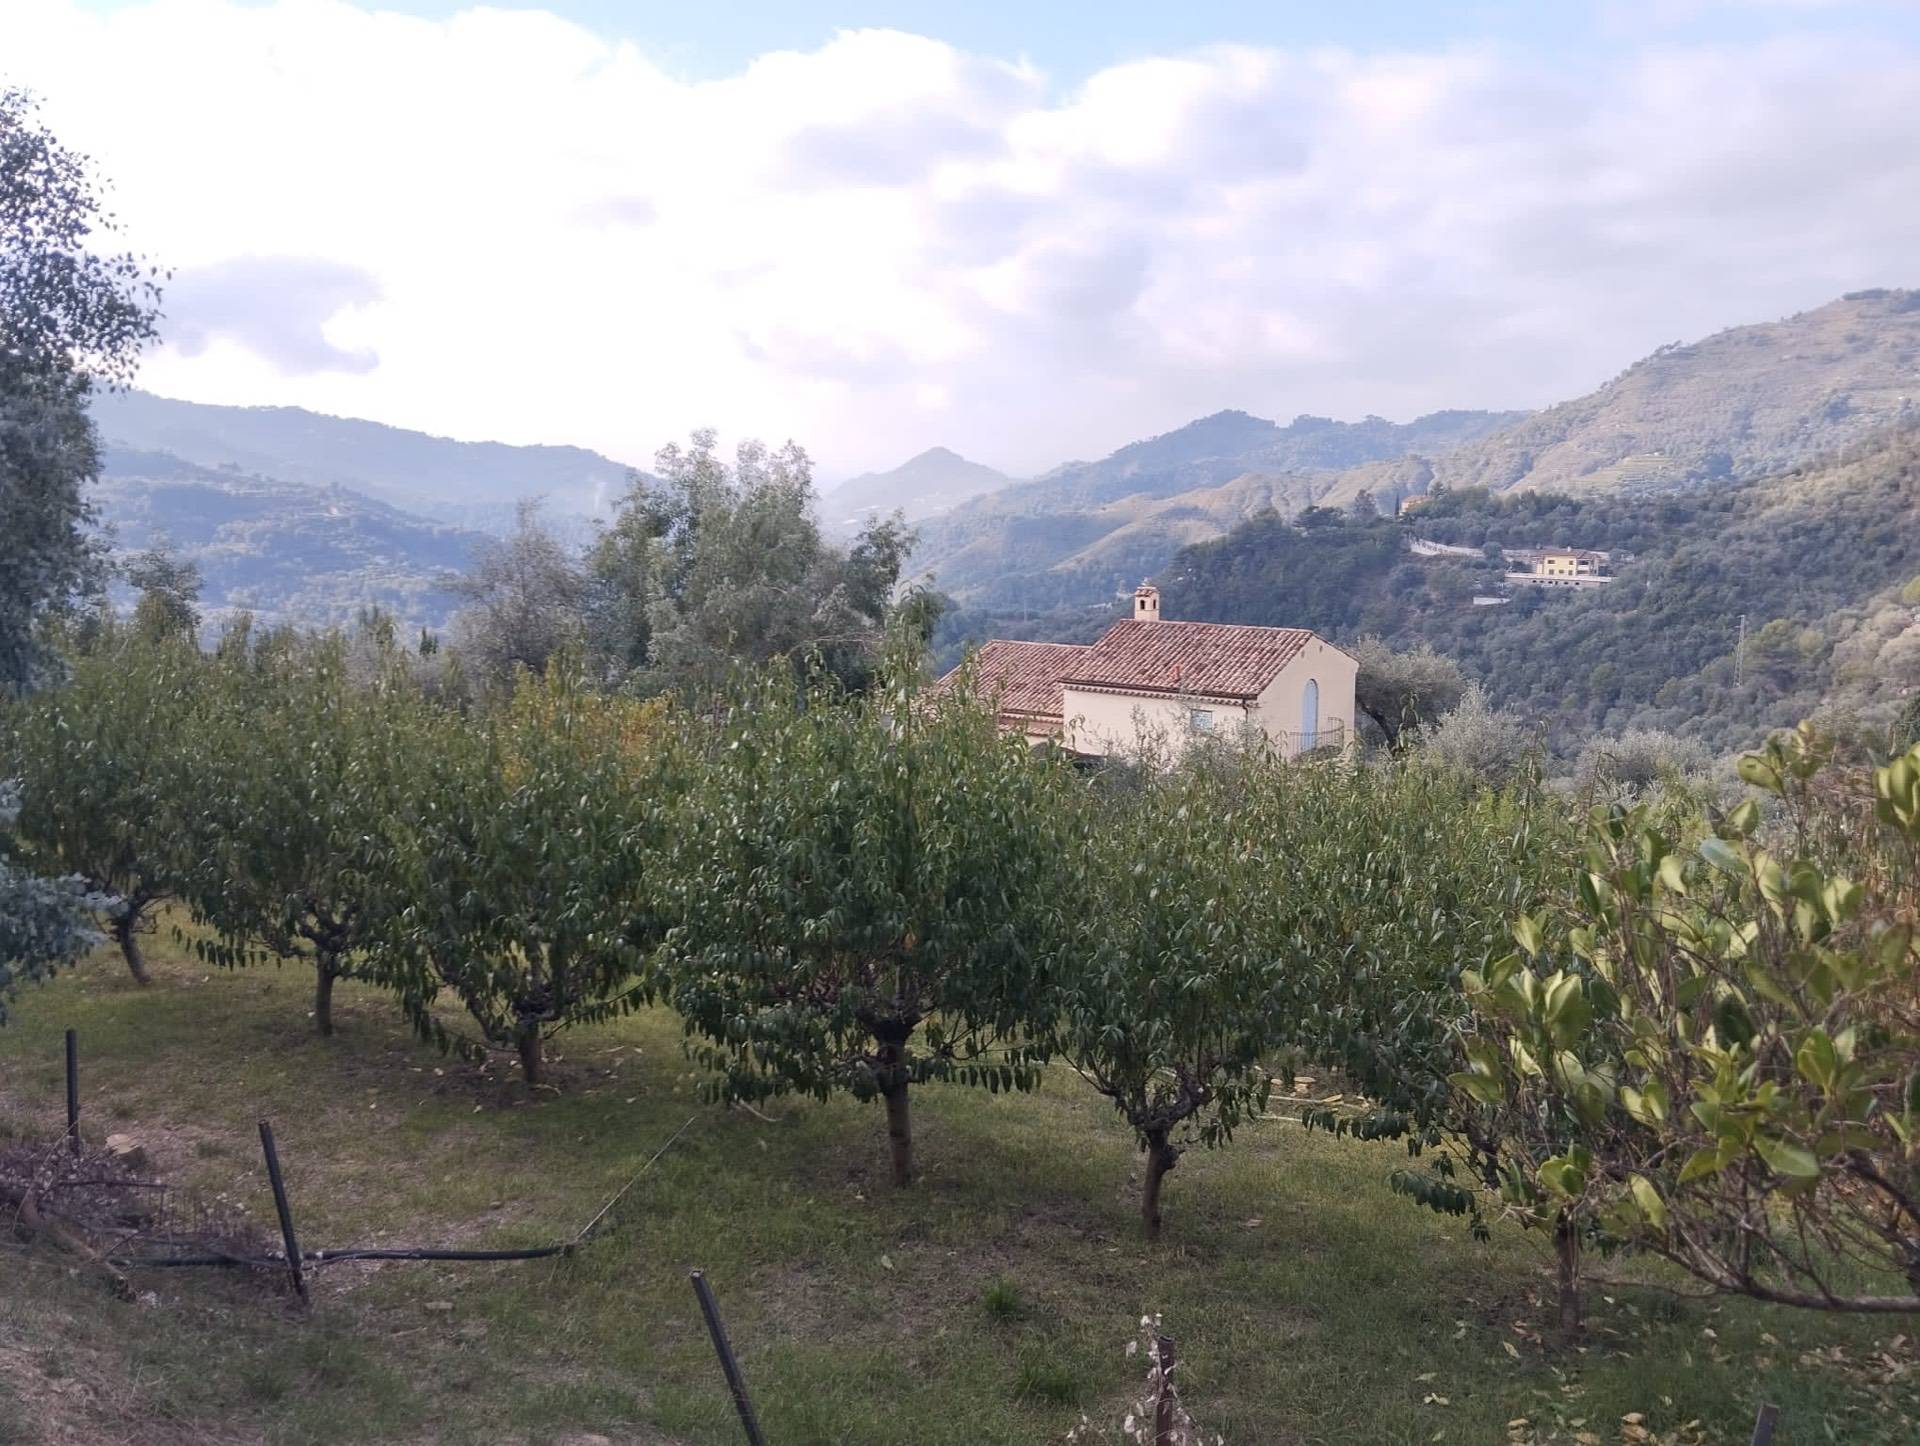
[3, 2, 1918, 480]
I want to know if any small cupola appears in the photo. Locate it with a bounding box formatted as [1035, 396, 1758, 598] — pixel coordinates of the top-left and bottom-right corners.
[1133, 583, 1161, 623]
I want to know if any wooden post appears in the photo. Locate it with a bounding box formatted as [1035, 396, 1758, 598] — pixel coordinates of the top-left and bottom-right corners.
[1750, 1403, 1780, 1446]
[257, 1120, 308, 1304]
[64, 1029, 79, 1154]
[690, 1269, 768, 1446]
[1154, 1334, 1177, 1446]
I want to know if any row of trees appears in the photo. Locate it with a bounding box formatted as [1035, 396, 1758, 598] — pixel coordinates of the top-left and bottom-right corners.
[4, 619, 1917, 1325]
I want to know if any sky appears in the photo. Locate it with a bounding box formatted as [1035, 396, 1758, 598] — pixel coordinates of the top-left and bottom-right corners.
[7, 0, 1920, 482]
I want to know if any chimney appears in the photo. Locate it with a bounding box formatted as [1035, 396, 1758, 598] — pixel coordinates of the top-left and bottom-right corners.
[1134, 583, 1161, 623]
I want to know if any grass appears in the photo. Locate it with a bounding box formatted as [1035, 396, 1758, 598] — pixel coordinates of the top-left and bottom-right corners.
[0, 923, 1914, 1445]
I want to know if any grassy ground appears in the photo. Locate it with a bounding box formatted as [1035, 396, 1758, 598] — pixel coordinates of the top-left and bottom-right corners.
[0, 925, 1914, 1445]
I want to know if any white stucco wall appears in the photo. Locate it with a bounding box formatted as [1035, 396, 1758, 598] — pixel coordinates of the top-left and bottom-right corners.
[1062, 687, 1250, 758]
[1250, 639, 1358, 756]
[1060, 636, 1358, 761]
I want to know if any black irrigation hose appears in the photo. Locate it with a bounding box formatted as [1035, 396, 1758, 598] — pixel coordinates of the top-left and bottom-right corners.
[101, 1115, 698, 1276]
[109, 1244, 576, 1268]
[306, 1244, 575, 1265]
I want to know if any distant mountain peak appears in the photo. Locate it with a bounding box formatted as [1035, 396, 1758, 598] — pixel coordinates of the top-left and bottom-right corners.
[821, 446, 1016, 534]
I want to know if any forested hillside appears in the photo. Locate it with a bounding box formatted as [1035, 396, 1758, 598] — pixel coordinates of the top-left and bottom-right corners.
[1163, 424, 1920, 753]
[914, 290, 1920, 611]
[908, 407, 1524, 605]
[92, 447, 485, 633]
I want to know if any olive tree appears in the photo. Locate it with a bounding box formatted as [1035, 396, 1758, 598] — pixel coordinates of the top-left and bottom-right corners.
[1, 87, 162, 691]
[587, 430, 912, 695]
[660, 655, 1074, 1186]
[1352, 638, 1468, 747]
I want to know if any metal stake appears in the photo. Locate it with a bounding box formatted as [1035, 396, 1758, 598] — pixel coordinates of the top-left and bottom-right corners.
[64, 1029, 79, 1154]
[1154, 1334, 1177, 1446]
[257, 1120, 308, 1303]
[690, 1269, 768, 1446]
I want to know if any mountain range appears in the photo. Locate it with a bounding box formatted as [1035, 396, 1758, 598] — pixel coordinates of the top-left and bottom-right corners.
[89, 389, 637, 533]
[77, 286, 1920, 642]
[905, 290, 1920, 608]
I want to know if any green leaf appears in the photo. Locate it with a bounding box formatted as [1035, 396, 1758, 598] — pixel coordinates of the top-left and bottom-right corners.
[1754, 1136, 1820, 1179]
[1698, 837, 1745, 875]
[1736, 754, 1783, 795]
[1629, 1174, 1667, 1231]
[1512, 913, 1543, 959]
[1794, 1031, 1838, 1092]
[1677, 1147, 1726, 1183]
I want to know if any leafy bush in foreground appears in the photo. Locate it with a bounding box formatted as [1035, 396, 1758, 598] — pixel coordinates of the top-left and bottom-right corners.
[1442, 724, 1920, 1327]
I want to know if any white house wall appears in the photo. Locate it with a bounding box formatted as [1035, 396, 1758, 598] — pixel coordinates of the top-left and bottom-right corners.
[1061, 688, 1250, 758]
[1252, 639, 1358, 757]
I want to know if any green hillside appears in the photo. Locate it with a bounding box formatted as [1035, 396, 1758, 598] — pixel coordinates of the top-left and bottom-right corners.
[91, 447, 486, 633]
[1161, 423, 1920, 753]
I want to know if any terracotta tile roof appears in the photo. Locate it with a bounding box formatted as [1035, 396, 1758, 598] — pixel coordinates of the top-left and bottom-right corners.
[1059, 619, 1315, 702]
[942, 639, 1090, 723]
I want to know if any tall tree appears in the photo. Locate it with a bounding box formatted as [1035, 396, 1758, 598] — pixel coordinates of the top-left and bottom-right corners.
[1, 88, 162, 691]
[125, 543, 202, 644]
[586, 430, 911, 693]
[448, 500, 587, 688]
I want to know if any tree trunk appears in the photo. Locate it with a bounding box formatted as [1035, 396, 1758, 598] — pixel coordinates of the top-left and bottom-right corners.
[313, 956, 337, 1037]
[872, 1024, 915, 1186]
[113, 910, 151, 986]
[882, 1080, 913, 1187]
[516, 1024, 544, 1089]
[1142, 1131, 1179, 1242]
[1554, 1211, 1583, 1339]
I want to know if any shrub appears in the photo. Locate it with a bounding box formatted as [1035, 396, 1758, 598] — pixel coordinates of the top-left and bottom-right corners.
[1418, 685, 1534, 783]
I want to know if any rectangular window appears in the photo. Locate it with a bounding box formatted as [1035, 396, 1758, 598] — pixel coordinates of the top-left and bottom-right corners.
[1189, 708, 1214, 733]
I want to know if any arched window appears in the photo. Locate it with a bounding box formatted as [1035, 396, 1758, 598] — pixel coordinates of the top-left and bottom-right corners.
[1301, 678, 1319, 752]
